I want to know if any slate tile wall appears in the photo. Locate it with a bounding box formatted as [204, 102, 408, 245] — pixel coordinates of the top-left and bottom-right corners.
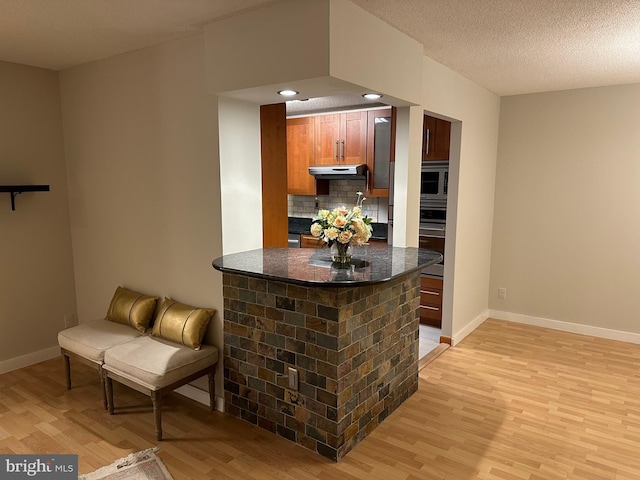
[222, 271, 420, 461]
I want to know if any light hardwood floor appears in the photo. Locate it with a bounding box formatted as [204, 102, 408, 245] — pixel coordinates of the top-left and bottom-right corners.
[2, 318, 640, 479]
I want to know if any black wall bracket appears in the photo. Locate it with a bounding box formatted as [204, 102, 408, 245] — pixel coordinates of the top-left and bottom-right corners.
[0, 185, 50, 211]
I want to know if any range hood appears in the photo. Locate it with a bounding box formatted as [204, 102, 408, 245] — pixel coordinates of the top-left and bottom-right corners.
[308, 164, 367, 179]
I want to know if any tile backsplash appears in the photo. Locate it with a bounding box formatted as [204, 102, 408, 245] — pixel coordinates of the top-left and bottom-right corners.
[287, 179, 388, 222]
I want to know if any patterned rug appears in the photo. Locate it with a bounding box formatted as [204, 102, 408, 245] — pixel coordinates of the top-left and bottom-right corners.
[79, 448, 173, 480]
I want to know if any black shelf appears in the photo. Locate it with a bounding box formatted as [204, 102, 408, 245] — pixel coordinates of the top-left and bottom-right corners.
[0, 185, 50, 211]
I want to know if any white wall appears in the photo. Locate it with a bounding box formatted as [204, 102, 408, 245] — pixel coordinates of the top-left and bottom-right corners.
[204, 0, 330, 95]
[329, 0, 423, 105]
[217, 97, 263, 254]
[490, 84, 640, 337]
[0, 61, 77, 370]
[392, 106, 423, 248]
[59, 35, 225, 399]
[422, 56, 501, 342]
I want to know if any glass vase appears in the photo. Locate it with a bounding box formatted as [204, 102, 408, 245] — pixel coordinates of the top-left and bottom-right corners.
[330, 242, 352, 266]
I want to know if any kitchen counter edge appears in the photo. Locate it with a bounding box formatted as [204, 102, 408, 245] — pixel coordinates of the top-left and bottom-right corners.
[212, 246, 442, 288]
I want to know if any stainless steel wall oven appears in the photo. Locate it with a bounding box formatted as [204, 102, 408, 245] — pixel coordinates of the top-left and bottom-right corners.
[420, 161, 448, 203]
[419, 202, 446, 277]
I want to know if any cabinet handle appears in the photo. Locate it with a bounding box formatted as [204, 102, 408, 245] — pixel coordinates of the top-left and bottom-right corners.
[421, 305, 440, 311]
[334, 140, 339, 161]
[421, 290, 440, 296]
[426, 129, 430, 155]
[340, 140, 345, 160]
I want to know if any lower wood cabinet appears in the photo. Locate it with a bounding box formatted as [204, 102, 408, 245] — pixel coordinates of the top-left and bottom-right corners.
[300, 234, 324, 249]
[420, 275, 443, 327]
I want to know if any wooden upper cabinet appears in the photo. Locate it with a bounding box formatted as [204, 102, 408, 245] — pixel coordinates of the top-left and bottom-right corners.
[286, 117, 315, 195]
[423, 115, 451, 162]
[314, 112, 367, 165]
[341, 111, 368, 164]
[287, 108, 395, 197]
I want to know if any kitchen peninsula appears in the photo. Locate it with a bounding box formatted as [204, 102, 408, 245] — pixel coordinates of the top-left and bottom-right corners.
[212, 245, 442, 461]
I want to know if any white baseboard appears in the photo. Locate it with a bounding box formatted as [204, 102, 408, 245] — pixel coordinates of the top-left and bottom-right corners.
[451, 309, 490, 346]
[0, 346, 61, 375]
[489, 310, 640, 345]
[174, 384, 224, 412]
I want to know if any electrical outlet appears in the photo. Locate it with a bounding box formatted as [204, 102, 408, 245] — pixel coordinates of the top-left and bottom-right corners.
[64, 313, 77, 328]
[497, 287, 507, 300]
[288, 367, 298, 391]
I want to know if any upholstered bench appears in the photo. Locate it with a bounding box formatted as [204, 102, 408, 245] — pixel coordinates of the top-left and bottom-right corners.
[102, 297, 217, 440]
[58, 318, 145, 408]
[57, 286, 158, 408]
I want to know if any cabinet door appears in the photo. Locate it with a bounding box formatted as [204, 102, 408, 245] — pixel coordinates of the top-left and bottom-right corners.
[340, 111, 368, 164]
[300, 234, 324, 248]
[420, 276, 443, 327]
[366, 108, 394, 197]
[314, 115, 341, 165]
[423, 115, 451, 162]
[287, 117, 315, 195]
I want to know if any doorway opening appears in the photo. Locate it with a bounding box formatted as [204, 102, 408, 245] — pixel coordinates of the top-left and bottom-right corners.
[418, 112, 459, 364]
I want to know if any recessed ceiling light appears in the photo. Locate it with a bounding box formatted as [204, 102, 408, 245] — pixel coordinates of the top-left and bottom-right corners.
[278, 89, 299, 97]
[362, 93, 383, 100]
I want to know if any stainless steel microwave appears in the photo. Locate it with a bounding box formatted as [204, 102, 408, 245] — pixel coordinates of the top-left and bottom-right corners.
[420, 161, 448, 202]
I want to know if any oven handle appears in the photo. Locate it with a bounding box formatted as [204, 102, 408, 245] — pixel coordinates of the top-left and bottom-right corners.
[419, 228, 446, 238]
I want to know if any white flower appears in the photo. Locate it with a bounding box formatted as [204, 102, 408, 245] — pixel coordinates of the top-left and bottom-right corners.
[350, 218, 372, 246]
[324, 227, 339, 241]
[310, 223, 323, 237]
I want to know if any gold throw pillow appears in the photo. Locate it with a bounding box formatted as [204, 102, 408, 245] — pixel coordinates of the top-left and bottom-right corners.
[105, 286, 158, 333]
[151, 298, 214, 350]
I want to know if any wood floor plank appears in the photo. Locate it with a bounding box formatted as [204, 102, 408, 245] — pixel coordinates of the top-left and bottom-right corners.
[2, 318, 640, 479]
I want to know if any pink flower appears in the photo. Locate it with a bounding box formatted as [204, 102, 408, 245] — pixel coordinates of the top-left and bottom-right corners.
[337, 230, 353, 244]
[333, 216, 347, 228]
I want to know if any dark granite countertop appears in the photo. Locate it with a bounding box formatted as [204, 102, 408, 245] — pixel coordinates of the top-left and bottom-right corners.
[288, 216, 388, 241]
[212, 246, 442, 286]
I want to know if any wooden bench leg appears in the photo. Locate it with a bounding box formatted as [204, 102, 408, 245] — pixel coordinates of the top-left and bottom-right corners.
[208, 368, 216, 412]
[105, 374, 115, 415]
[151, 391, 163, 441]
[99, 367, 108, 410]
[63, 353, 71, 390]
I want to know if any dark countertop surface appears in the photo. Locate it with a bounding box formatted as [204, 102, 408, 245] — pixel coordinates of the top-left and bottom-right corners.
[212, 246, 442, 286]
[288, 216, 388, 241]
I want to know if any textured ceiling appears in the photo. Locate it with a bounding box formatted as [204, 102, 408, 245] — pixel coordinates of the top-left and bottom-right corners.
[1, 0, 639, 95]
[350, 0, 640, 95]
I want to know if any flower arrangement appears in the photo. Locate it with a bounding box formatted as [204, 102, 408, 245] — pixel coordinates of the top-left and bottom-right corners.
[310, 192, 373, 247]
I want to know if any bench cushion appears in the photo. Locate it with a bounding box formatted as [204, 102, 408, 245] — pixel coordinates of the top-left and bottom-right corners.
[103, 336, 218, 390]
[58, 319, 144, 364]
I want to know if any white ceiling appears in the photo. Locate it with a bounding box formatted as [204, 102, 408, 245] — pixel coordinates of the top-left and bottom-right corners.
[2, 0, 639, 96]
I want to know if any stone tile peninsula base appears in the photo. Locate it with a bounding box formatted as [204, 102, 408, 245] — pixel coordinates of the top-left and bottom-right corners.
[213, 246, 441, 461]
